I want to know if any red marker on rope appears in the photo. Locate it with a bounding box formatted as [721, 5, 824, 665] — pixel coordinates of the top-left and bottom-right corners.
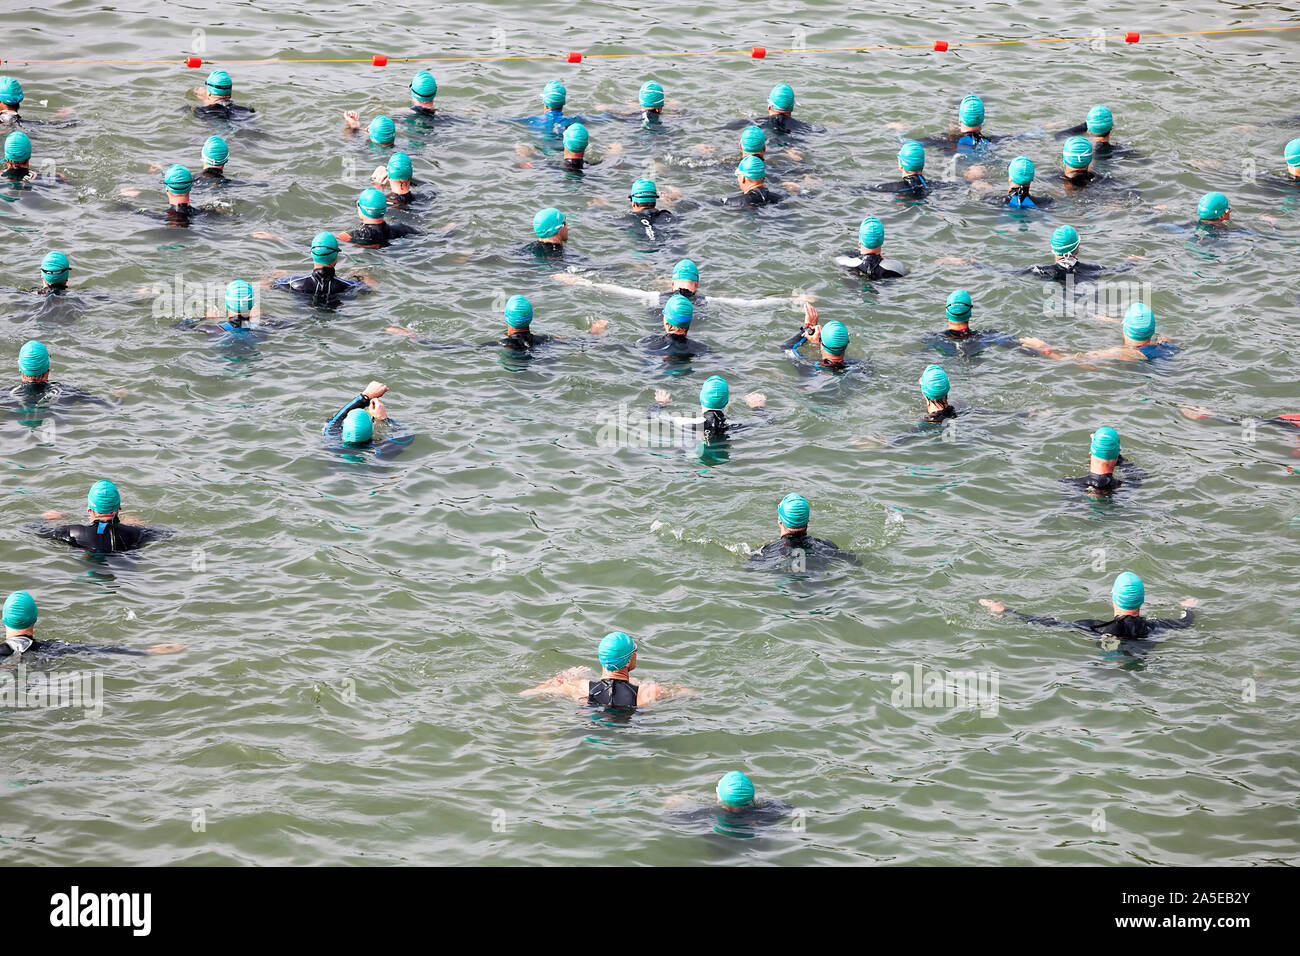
[1125, 32, 1140, 43]
[933, 40, 949, 52]
[567, 51, 582, 63]
[185, 56, 202, 68]
[751, 47, 766, 58]
[372, 54, 387, 66]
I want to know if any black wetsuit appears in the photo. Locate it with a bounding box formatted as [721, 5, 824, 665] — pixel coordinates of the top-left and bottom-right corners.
[840, 252, 907, 281]
[191, 102, 255, 120]
[990, 187, 1054, 209]
[637, 333, 711, 360]
[869, 174, 948, 197]
[347, 220, 416, 248]
[523, 241, 567, 261]
[27, 517, 164, 553]
[587, 677, 639, 709]
[1060, 456, 1146, 497]
[1008, 607, 1195, 640]
[272, 267, 366, 302]
[138, 203, 202, 226]
[1052, 126, 1141, 162]
[627, 207, 674, 241]
[754, 114, 821, 141]
[888, 402, 965, 444]
[918, 130, 1002, 151]
[655, 289, 707, 316]
[723, 186, 785, 207]
[924, 328, 1019, 357]
[748, 531, 859, 571]
[562, 156, 585, 171]
[322, 393, 414, 459]
[1028, 257, 1104, 283]
[2, 381, 112, 410]
[781, 331, 862, 375]
[482, 330, 556, 351]
[669, 801, 797, 835]
[0, 636, 146, 660]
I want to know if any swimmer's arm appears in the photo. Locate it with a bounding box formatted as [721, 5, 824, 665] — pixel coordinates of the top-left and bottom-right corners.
[709, 293, 813, 310]
[551, 273, 658, 303]
[1151, 602, 1197, 631]
[36, 641, 185, 658]
[636, 682, 695, 705]
[323, 393, 370, 436]
[23, 520, 74, 543]
[521, 667, 593, 700]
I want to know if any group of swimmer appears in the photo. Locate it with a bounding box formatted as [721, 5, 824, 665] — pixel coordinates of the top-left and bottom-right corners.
[5, 65, 1297, 823]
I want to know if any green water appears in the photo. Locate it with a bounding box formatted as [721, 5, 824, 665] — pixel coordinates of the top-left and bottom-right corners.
[2, 1, 1298, 865]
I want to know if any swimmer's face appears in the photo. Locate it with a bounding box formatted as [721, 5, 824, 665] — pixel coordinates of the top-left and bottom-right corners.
[557, 223, 569, 241]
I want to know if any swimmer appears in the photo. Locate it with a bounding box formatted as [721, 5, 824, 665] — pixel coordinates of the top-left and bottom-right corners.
[176, 279, 283, 335]
[271, 232, 374, 303]
[3, 340, 112, 410]
[924, 289, 1019, 356]
[322, 380, 413, 459]
[664, 771, 797, 834]
[1060, 136, 1097, 191]
[200, 135, 228, 179]
[916, 94, 1002, 150]
[27, 479, 171, 554]
[725, 83, 819, 140]
[1254, 139, 1300, 191]
[3, 130, 31, 181]
[121, 163, 204, 225]
[626, 177, 675, 241]
[782, 304, 863, 374]
[387, 293, 598, 352]
[1051, 105, 1139, 161]
[1179, 404, 1300, 437]
[1059, 426, 1145, 497]
[553, 257, 811, 315]
[638, 80, 665, 128]
[520, 630, 691, 709]
[343, 112, 397, 149]
[190, 69, 254, 118]
[988, 156, 1054, 209]
[1025, 225, 1105, 282]
[1019, 302, 1179, 364]
[524, 206, 569, 259]
[521, 80, 585, 137]
[981, 571, 1197, 641]
[869, 141, 949, 197]
[0, 76, 24, 127]
[335, 187, 418, 248]
[637, 293, 711, 361]
[1, 591, 184, 660]
[748, 493, 859, 570]
[370, 151, 427, 206]
[408, 70, 439, 119]
[1196, 190, 1231, 227]
[722, 155, 786, 207]
[38, 251, 71, 294]
[649, 375, 768, 442]
[835, 216, 908, 280]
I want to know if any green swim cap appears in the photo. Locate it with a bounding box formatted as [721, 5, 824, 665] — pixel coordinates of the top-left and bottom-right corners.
[597, 630, 636, 670]
[1122, 302, 1156, 341]
[737, 155, 766, 181]
[897, 140, 925, 173]
[959, 94, 985, 127]
[533, 206, 566, 239]
[1286, 138, 1300, 167]
[0, 76, 24, 106]
[563, 122, 589, 153]
[920, 364, 950, 400]
[4, 130, 31, 162]
[777, 493, 809, 529]
[1090, 426, 1121, 461]
[858, 215, 884, 249]
[740, 125, 766, 154]
[225, 279, 255, 315]
[699, 375, 729, 410]
[2, 591, 37, 630]
[358, 187, 388, 218]
[672, 258, 699, 282]
[1008, 155, 1035, 186]
[1197, 191, 1230, 221]
[386, 151, 413, 181]
[1086, 104, 1113, 135]
[410, 70, 437, 100]
[629, 177, 658, 204]
[205, 69, 232, 97]
[820, 320, 849, 355]
[163, 164, 193, 194]
[1111, 571, 1145, 610]
[664, 293, 694, 328]
[87, 478, 121, 514]
[945, 289, 972, 321]
[1051, 224, 1080, 255]
[542, 80, 567, 109]
[1062, 136, 1093, 169]
[504, 294, 533, 329]
[41, 250, 70, 284]
[716, 770, 755, 809]
[202, 135, 228, 166]
[311, 231, 340, 265]
[368, 115, 396, 146]
[639, 81, 665, 109]
[342, 408, 373, 444]
[18, 340, 49, 377]
[768, 83, 795, 112]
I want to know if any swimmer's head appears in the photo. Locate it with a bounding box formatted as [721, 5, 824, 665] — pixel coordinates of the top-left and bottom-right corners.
[2, 591, 37, 632]
[409, 70, 438, 104]
[341, 408, 373, 445]
[4, 130, 31, 163]
[19, 340, 50, 378]
[225, 279, 255, 317]
[1090, 426, 1121, 463]
[205, 69, 233, 99]
[358, 187, 388, 220]
[0, 76, 24, 107]
[946, 289, 973, 325]
[629, 177, 658, 206]
[699, 375, 729, 411]
[767, 83, 795, 114]
[1008, 155, 1035, 187]
[919, 364, 950, 401]
[541, 80, 567, 110]
[858, 215, 884, 252]
[672, 258, 699, 282]
[311, 231, 340, 266]
[663, 293, 694, 329]
[639, 81, 665, 110]
[563, 122, 589, 154]
[777, 493, 809, 531]
[504, 294, 533, 330]
[737, 154, 766, 184]
[1122, 302, 1156, 343]
[368, 115, 396, 147]
[533, 206, 566, 240]
[1062, 136, 1094, 171]
[597, 631, 637, 671]
[740, 125, 766, 155]
[1111, 571, 1145, 612]
[1286, 138, 1300, 175]
[202, 135, 229, 168]
[163, 164, 193, 195]
[1197, 191, 1230, 223]
[1086, 104, 1113, 136]
[716, 770, 755, 809]
[386, 151, 413, 183]
[897, 140, 926, 174]
[820, 320, 849, 356]
[1050, 224, 1080, 256]
[87, 479, 121, 515]
[959, 94, 985, 130]
[40, 251, 70, 287]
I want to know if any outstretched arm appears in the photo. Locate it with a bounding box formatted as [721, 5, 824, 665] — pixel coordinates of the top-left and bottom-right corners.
[520, 666, 592, 700]
[636, 682, 696, 705]
[551, 272, 658, 304]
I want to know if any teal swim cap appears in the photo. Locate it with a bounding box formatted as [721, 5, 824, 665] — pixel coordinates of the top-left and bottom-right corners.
[716, 770, 755, 809]
[18, 340, 49, 377]
[1111, 571, 1145, 610]
[777, 493, 810, 529]
[629, 178, 658, 204]
[358, 187, 388, 218]
[672, 258, 699, 282]
[163, 164, 193, 194]
[202, 135, 228, 166]
[820, 320, 849, 355]
[533, 206, 566, 239]
[205, 69, 233, 97]
[740, 125, 766, 154]
[225, 279, 255, 315]
[1286, 138, 1300, 167]
[368, 115, 396, 146]
[639, 81, 665, 109]
[504, 294, 533, 329]
[1122, 302, 1156, 342]
[737, 155, 766, 181]
[1063, 136, 1093, 169]
[0, 76, 24, 106]
[311, 231, 340, 265]
[87, 479, 121, 514]
[563, 122, 589, 153]
[342, 408, 373, 444]
[1008, 155, 1035, 186]
[4, 130, 31, 162]
[945, 289, 972, 321]
[663, 293, 694, 328]
[597, 631, 636, 670]
[1051, 224, 1080, 255]
[699, 375, 729, 410]
[959, 93, 985, 127]
[1086, 104, 1113, 135]
[41, 250, 70, 284]
[858, 215, 884, 249]
[542, 80, 567, 109]
[920, 364, 950, 400]
[768, 83, 795, 112]
[1197, 191, 1230, 221]
[410, 70, 438, 100]
[2, 591, 37, 630]
[386, 151, 413, 181]
[897, 140, 925, 173]
[1090, 426, 1121, 461]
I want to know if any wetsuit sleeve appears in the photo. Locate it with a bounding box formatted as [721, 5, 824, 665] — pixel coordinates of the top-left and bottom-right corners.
[1006, 610, 1102, 632]
[373, 421, 414, 458]
[781, 331, 807, 354]
[1053, 122, 1088, 139]
[868, 181, 909, 194]
[36, 641, 147, 657]
[1150, 609, 1195, 632]
[24, 521, 76, 543]
[323, 394, 370, 437]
